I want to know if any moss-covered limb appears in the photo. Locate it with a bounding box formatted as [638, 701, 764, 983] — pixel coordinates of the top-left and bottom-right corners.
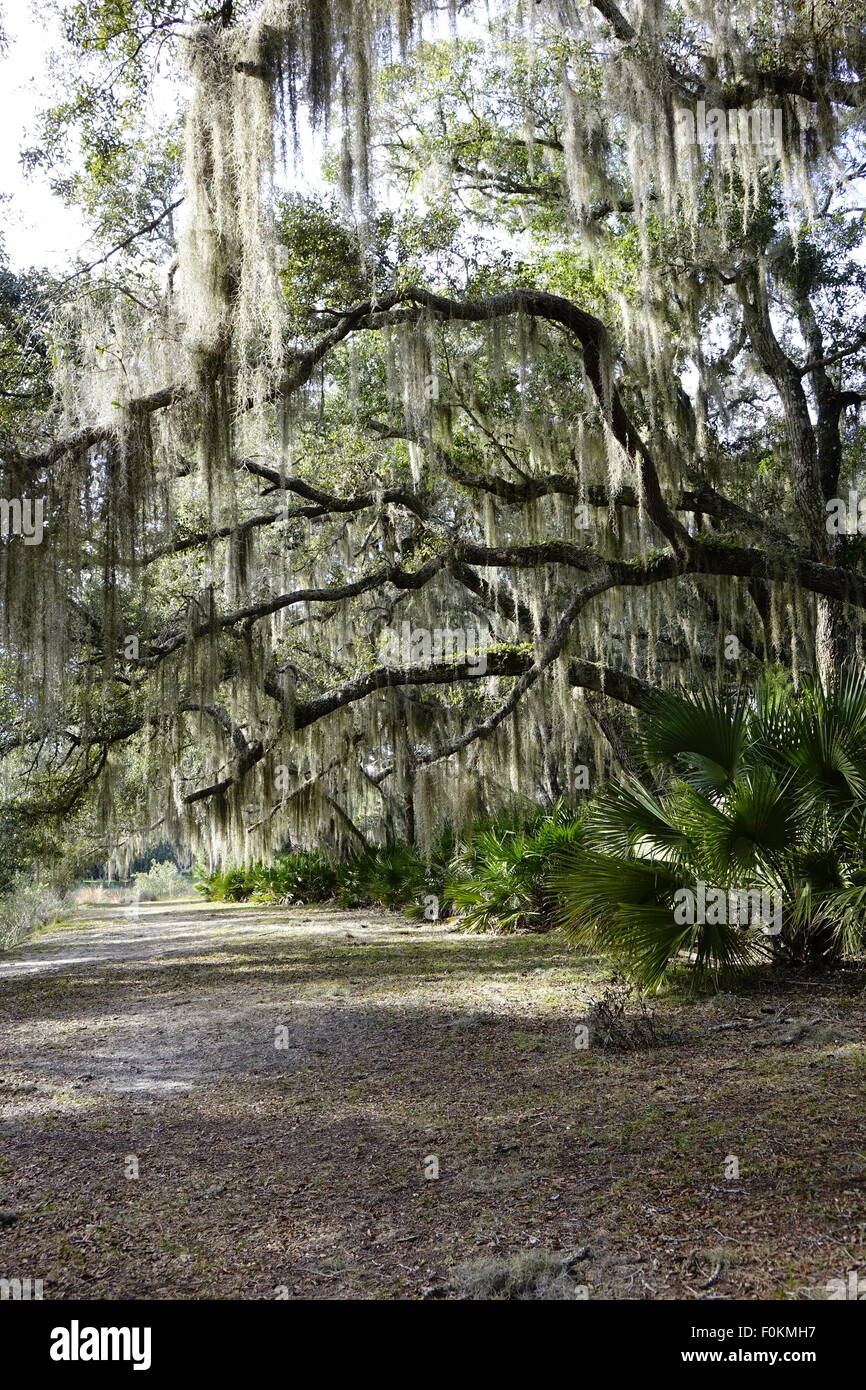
[16, 528, 864, 833]
[183, 645, 660, 806]
[566, 658, 658, 713]
[237, 462, 429, 517]
[148, 552, 451, 659]
[462, 539, 866, 611]
[2, 290, 403, 478]
[143, 502, 325, 562]
[174, 458, 798, 565]
[720, 70, 865, 111]
[46, 639, 655, 818]
[182, 736, 265, 805]
[145, 436, 792, 569]
[362, 285, 690, 553]
[681, 482, 798, 550]
[196, 635, 655, 812]
[402, 580, 630, 771]
[135, 538, 866, 685]
[737, 267, 827, 559]
[174, 649, 532, 810]
[688, 539, 866, 610]
[8, 282, 681, 542]
[294, 648, 532, 732]
[143, 484, 432, 563]
[370, 419, 789, 543]
[588, 0, 636, 43]
[3, 2, 865, 865]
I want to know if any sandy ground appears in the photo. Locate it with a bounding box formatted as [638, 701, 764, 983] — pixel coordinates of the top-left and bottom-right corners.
[1, 901, 864, 1299]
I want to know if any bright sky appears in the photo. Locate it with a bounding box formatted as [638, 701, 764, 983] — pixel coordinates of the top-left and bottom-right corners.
[0, 0, 390, 275]
[0, 0, 90, 270]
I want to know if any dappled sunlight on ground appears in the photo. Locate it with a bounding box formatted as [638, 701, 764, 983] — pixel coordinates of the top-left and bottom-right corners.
[0, 902, 864, 1299]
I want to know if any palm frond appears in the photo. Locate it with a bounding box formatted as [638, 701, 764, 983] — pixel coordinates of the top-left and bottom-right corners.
[640, 687, 750, 793]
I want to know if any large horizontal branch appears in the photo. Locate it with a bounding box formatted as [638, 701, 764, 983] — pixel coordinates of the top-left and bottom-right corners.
[2, 292, 400, 477]
[721, 71, 865, 111]
[184, 639, 660, 807]
[60, 519, 866, 806]
[144, 503, 322, 562]
[48, 522, 865, 811]
[143, 530, 866, 673]
[187, 639, 663, 807]
[180, 648, 531, 805]
[293, 647, 530, 731]
[458, 537, 866, 608]
[239, 463, 430, 519]
[368, 418, 796, 545]
[140, 441, 795, 573]
[173, 535, 866, 804]
[149, 552, 451, 659]
[6, 285, 687, 559]
[366, 286, 690, 555]
[4, 281, 790, 582]
[409, 576, 614, 768]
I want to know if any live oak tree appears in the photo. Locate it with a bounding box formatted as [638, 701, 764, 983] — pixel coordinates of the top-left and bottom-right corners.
[0, 0, 864, 872]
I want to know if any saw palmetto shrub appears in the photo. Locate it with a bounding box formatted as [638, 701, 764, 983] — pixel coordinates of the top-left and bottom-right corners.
[446, 800, 584, 933]
[548, 669, 866, 988]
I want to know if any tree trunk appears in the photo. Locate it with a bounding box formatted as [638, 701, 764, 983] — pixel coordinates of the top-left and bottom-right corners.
[816, 596, 846, 687]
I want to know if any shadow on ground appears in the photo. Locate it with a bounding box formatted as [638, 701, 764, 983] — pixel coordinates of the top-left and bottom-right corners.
[0, 903, 864, 1299]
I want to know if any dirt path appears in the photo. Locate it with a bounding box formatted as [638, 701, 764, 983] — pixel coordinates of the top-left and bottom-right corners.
[1, 901, 864, 1299]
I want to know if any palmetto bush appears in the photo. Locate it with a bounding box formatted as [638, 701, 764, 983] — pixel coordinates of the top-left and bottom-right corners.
[197, 825, 459, 917]
[197, 843, 444, 914]
[198, 865, 253, 902]
[336, 843, 431, 910]
[548, 669, 866, 987]
[198, 852, 339, 904]
[254, 852, 339, 904]
[447, 801, 583, 933]
[348, 833, 456, 918]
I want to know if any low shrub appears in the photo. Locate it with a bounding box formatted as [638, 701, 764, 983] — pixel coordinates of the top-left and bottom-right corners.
[548, 669, 866, 987]
[195, 809, 585, 931]
[446, 801, 583, 933]
[132, 861, 189, 901]
[0, 877, 71, 951]
[337, 839, 453, 915]
[198, 852, 339, 905]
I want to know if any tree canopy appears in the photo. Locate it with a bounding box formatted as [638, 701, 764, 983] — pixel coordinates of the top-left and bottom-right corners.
[1, 0, 865, 874]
